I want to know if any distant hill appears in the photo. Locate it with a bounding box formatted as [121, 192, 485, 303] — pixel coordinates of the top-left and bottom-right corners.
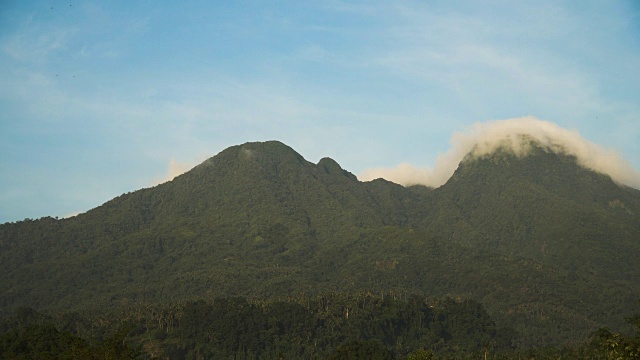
[1, 140, 639, 347]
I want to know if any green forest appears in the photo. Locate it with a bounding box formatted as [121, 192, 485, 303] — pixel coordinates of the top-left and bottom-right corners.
[2, 294, 639, 359]
[2, 141, 640, 358]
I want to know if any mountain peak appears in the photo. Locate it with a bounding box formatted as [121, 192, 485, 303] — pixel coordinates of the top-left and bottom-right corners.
[190, 140, 306, 174]
[464, 134, 560, 160]
[454, 141, 588, 181]
[454, 119, 640, 188]
[359, 117, 639, 190]
[442, 142, 639, 214]
[226, 140, 305, 163]
[188, 141, 361, 184]
[318, 157, 358, 181]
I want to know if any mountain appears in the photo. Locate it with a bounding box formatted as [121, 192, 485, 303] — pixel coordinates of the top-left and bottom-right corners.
[1, 140, 639, 348]
[0, 141, 413, 307]
[417, 145, 640, 345]
[427, 145, 640, 280]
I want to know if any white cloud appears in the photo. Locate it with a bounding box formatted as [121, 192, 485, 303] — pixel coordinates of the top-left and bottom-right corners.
[359, 116, 640, 189]
[151, 158, 194, 186]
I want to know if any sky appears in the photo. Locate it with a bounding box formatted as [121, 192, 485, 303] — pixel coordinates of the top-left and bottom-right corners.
[1, 0, 639, 223]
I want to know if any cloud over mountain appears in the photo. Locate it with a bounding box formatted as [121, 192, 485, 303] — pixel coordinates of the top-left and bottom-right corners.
[152, 158, 194, 186]
[359, 116, 640, 189]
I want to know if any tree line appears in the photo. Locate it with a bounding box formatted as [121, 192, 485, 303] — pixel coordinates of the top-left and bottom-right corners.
[3, 293, 639, 359]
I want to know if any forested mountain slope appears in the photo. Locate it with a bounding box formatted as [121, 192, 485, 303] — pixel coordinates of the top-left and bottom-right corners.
[416, 145, 640, 345]
[427, 145, 640, 280]
[1, 140, 639, 348]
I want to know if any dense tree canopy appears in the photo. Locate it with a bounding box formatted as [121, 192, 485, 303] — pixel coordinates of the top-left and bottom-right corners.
[2, 141, 640, 354]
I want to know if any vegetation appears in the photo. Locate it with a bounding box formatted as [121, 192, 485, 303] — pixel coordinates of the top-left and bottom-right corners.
[0, 307, 143, 359]
[2, 296, 639, 359]
[1, 140, 640, 356]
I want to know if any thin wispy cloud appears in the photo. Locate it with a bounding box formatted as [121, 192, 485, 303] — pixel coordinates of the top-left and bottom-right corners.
[151, 158, 194, 186]
[2, 27, 75, 63]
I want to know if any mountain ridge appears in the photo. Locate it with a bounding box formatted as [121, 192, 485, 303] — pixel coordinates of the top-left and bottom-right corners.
[1, 140, 639, 347]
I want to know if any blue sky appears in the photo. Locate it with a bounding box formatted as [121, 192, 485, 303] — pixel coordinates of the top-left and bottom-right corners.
[1, 0, 639, 222]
